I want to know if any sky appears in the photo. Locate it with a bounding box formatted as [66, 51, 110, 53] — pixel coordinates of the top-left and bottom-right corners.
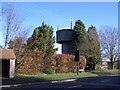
[0, 1, 118, 54]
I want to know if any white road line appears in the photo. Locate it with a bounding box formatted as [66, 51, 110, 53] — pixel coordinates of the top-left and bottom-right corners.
[67, 85, 82, 88]
[0, 84, 24, 88]
[51, 79, 76, 83]
[51, 81, 59, 83]
[1, 79, 76, 88]
[0, 85, 11, 88]
[63, 79, 76, 82]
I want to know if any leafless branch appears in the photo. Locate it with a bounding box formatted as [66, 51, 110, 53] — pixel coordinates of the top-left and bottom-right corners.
[98, 26, 118, 69]
[3, 5, 23, 48]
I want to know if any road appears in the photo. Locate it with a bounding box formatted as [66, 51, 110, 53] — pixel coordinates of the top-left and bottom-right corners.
[1, 75, 120, 90]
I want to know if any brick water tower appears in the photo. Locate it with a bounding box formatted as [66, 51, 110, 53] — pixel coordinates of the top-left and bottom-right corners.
[56, 29, 75, 54]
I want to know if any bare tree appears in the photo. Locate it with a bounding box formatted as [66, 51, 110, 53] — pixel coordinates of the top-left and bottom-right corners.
[11, 26, 32, 49]
[3, 5, 23, 48]
[99, 26, 118, 69]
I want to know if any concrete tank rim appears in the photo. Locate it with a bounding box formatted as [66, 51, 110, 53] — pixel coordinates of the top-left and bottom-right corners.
[56, 29, 75, 33]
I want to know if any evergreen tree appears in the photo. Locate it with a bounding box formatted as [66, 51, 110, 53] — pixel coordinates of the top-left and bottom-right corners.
[27, 22, 57, 74]
[87, 25, 101, 70]
[73, 19, 89, 56]
[27, 22, 56, 57]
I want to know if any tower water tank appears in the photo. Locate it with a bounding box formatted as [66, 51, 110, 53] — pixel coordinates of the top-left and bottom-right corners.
[56, 29, 75, 54]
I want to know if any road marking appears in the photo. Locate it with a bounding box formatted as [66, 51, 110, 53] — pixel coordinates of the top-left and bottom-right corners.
[1, 79, 76, 88]
[0, 85, 11, 88]
[0, 83, 34, 88]
[0, 84, 22, 88]
[51, 81, 59, 83]
[51, 79, 76, 83]
[67, 85, 82, 88]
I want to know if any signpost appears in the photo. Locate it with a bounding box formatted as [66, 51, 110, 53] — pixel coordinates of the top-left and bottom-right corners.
[75, 49, 80, 75]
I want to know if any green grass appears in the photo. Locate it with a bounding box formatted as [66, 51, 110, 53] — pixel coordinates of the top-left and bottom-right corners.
[103, 69, 119, 74]
[14, 69, 119, 82]
[92, 69, 119, 75]
[15, 73, 98, 81]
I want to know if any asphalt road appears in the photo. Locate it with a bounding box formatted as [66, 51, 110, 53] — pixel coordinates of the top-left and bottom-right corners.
[1, 75, 120, 90]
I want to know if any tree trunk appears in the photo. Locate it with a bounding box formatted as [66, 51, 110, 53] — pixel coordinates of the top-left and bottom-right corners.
[4, 30, 8, 48]
[4, 21, 10, 48]
[110, 60, 114, 69]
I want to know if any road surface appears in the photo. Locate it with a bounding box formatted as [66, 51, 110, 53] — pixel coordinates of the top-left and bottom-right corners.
[1, 75, 120, 90]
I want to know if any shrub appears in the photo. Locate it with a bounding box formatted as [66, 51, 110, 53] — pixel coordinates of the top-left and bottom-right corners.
[54, 54, 87, 73]
[15, 48, 44, 75]
[16, 51, 87, 74]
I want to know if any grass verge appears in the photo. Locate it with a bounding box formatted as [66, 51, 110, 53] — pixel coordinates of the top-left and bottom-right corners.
[14, 69, 119, 82]
[91, 69, 119, 75]
[15, 73, 98, 81]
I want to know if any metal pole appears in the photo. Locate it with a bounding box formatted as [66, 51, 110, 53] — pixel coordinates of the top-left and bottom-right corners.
[77, 62, 79, 75]
[70, 17, 73, 29]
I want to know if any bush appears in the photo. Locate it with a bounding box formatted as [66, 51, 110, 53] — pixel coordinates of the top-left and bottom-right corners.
[54, 54, 87, 73]
[43, 66, 54, 74]
[16, 51, 87, 75]
[15, 48, 44, 75]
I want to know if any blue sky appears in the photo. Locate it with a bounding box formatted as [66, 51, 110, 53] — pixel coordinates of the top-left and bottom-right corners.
[0, 2, 118, 53]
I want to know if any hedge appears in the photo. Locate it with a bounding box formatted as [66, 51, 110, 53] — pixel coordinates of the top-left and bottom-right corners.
[15, 49, 87, 75]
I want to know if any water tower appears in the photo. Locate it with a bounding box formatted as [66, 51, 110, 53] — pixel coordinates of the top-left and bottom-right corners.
[56, 29, 75, 54]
